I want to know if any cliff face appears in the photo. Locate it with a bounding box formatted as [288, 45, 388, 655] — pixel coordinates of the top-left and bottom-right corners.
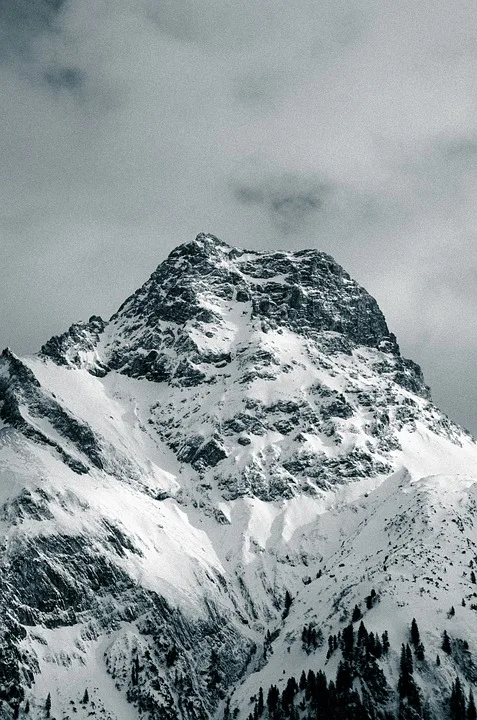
[40, 233, 437, 502]
[0, 234, 475, 719]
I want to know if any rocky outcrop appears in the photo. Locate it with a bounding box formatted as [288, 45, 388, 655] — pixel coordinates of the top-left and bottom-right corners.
[40, 316, 108, 375]
[102, 234, 427, 396]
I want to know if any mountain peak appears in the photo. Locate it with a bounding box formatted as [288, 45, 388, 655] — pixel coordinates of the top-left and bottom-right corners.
[30, 233, 441, 502]
[166, 232, 237, 264]
[108, 233, 415, 376]
[39, 234, 430, 400]
[86, 233, 442, 500]
[189, 231, 234, 252]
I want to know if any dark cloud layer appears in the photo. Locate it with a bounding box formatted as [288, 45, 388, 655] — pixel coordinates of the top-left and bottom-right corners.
[1, 0, 477, 432]
[233, 171, 331, 234]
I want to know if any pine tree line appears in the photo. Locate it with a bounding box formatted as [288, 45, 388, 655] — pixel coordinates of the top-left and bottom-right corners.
[244, 617, 475, 720]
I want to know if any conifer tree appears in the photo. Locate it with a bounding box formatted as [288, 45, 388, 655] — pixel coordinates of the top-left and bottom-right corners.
[374, 633, 383, 659]
[341, 623, 354, 659]
[315, 671, 328, 714]
[257, 687, 264, 716]
[399, 644, 409, 680]
[305, 669, 316, 703]
[357, 620, 368, 647]
[442, 630, 452, 655]
[398, 643, 421, 717]
[166, 644, 178, 667]
[46, 692, 51, 719]
[411, 618, 420, 646]
[367, 630, 376, 657]
[267, 685, 280, 715]
[281, 677, 297, 713]
[365, 589, 377, 610]
[468, 690, 477, 720]
[450, 677, 466, 720]
[327, 680, 337, 715]
[336, 661, 353, 695]
[406, 643, 414, 675]
[416, 642, 425, 661]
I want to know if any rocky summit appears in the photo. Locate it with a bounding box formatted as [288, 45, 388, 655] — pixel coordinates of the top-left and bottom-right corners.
[0, 234, 476, 720]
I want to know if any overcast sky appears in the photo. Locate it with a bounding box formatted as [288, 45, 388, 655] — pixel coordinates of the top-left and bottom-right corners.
[1, 0, 477, 432]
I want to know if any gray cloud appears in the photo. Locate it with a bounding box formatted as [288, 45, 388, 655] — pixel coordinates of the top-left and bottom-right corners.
[1, 0, 477, 432]
[232, 171, 331, 234]
[0, 0, 65, 56]
[44, 66, 85, 91]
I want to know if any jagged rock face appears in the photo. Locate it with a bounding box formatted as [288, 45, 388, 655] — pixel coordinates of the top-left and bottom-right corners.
[40, 316, 108, 376]
[38, 234, 438, 501]
[104, 233, 418, 385]
[1, 233, 477, 719]
[100, 234, 437, 500]
[0, 523, 252, 720]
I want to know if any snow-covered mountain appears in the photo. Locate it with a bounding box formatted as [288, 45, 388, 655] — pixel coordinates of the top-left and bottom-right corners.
[0, 233, 476, 720]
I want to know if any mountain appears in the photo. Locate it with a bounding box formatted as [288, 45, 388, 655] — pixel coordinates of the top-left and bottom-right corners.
[0, 232, 476, 720]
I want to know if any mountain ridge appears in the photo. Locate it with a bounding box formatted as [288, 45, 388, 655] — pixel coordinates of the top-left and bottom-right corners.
[0, 233, 475, 719]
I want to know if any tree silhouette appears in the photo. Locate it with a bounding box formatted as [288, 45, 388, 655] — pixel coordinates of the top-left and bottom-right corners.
[46, 692, 51, 719]
[450, 677, 466, 720]
[257, 687, 264, 716]
[411, 618, 420, 646]
[468, 690, 477, 720]
[442, 630, 452, 655]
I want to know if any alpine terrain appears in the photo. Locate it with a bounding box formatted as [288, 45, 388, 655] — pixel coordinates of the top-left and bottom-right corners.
[1, 232, 477, 720]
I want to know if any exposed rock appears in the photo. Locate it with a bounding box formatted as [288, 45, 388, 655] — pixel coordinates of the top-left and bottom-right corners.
[40, 316, 108, 375]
